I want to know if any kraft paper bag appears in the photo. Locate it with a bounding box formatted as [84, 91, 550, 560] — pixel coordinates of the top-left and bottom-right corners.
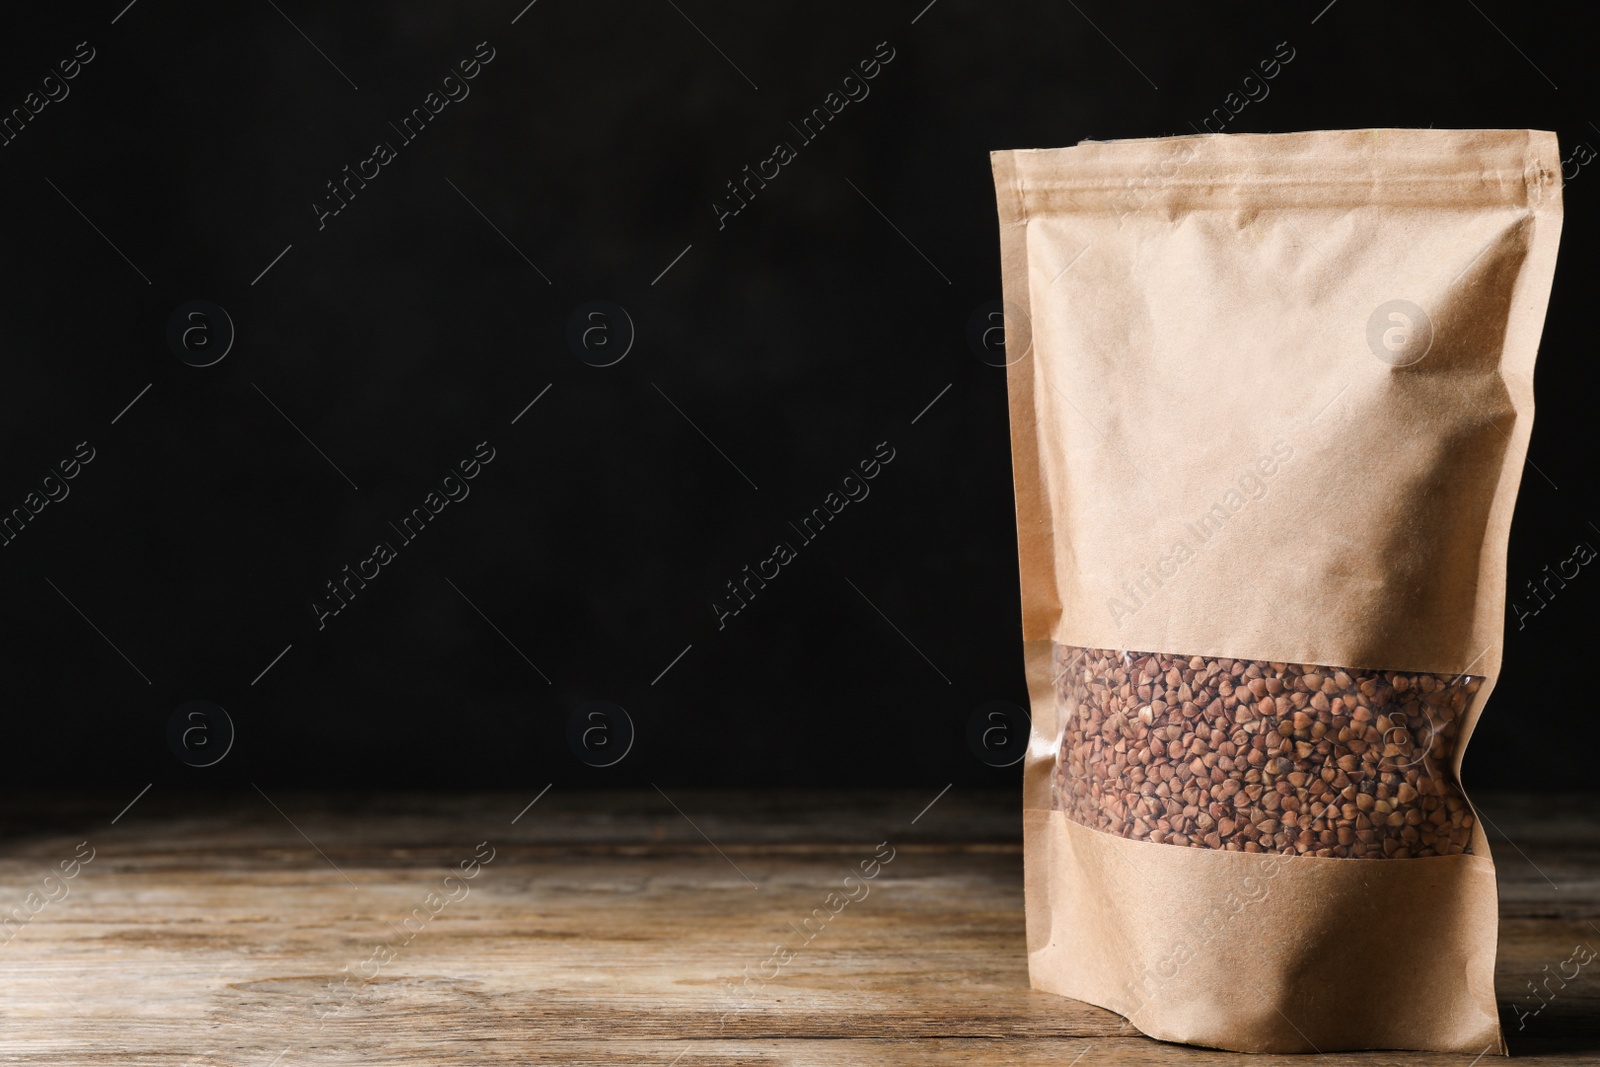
[990, 129, 1562, 1054]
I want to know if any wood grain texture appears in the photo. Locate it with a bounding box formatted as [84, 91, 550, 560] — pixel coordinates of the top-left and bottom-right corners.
[0, 789, 1595, 1064]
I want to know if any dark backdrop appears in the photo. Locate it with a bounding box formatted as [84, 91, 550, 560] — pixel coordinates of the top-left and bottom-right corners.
[0, 1, 1592, 792]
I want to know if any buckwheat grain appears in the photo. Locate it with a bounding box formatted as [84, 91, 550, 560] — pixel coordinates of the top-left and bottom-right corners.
[1051, 645, 1477, 858]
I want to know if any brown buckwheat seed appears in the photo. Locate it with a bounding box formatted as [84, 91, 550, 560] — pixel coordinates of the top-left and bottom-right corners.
[1051, 645, 1478, 858]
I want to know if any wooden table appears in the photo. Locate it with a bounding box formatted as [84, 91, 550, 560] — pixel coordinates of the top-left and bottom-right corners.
[0, 788, 1595, 1064]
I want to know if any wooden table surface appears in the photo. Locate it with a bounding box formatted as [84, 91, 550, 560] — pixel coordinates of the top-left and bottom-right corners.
[0, 788, 1595, 1065]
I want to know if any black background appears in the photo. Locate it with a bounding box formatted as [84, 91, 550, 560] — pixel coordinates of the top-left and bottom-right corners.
[0, 1, 1592, 793]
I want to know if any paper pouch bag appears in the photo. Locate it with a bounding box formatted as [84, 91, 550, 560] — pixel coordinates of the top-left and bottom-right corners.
[990, 129, 1562, 1053]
